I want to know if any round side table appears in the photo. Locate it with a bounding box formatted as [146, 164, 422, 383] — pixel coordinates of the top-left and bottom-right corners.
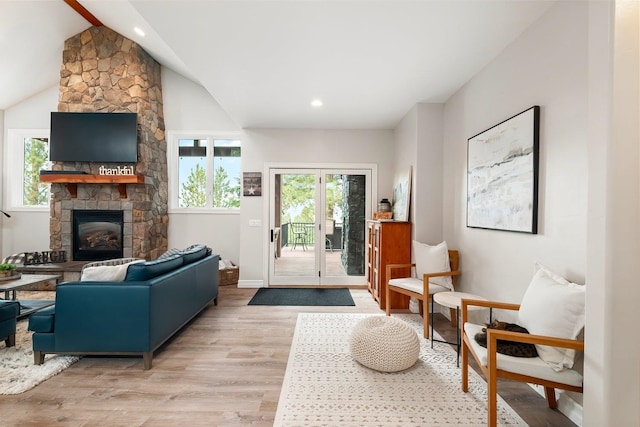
[432, 291, 488, 366]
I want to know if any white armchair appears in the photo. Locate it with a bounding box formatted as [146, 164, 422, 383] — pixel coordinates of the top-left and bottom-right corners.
[461, 263, 585, 427]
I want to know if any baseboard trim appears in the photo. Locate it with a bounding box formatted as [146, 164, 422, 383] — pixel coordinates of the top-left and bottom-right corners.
[237, 279, 264, 288]
[530, 384, 583, 426]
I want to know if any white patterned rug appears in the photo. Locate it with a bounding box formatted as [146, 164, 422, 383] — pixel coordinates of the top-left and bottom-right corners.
[274, 313, 527, 426]
[0, 320, 79, 395]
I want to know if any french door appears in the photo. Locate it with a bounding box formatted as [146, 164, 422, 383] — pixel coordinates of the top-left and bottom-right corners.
[268, 168, 371, 286]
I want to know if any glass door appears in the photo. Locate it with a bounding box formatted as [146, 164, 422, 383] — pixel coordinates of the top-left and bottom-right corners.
[269, 168, 370, 286]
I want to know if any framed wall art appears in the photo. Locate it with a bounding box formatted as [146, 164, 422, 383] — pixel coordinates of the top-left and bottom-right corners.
[392, 166, 412, 222]
[467, 106, 540, 233]
[243, 172, 262, 197]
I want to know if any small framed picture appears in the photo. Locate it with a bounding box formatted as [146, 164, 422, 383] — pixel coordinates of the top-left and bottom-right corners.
[243, 172, 262, 197]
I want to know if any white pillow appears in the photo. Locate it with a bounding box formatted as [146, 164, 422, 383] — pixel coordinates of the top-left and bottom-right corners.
[81, 260, 144, 282]
[517, 263, 585, 371]
[412, 240, 453, 290]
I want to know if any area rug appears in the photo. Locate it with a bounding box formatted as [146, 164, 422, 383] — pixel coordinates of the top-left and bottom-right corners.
[274, 313, 526, 426]
[248, 287, 355, 306]
[0, 320, 79, 395]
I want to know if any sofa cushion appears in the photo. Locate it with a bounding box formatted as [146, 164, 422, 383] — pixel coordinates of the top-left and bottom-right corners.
[81, 259, 144, 282]
[181, 244, 209, 264]
[28, 305, 56, 333]
[124, 254, 184, 281]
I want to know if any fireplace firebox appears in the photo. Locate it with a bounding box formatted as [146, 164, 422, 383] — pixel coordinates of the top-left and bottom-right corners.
[72, 210, 124, 261]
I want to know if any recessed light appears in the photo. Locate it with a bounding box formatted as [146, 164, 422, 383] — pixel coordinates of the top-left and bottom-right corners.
[134, 27, 145, 37]
[311, 99, 323, 107]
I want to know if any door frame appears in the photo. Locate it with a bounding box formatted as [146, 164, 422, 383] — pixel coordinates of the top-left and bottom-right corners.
[263, 162, 378, 287]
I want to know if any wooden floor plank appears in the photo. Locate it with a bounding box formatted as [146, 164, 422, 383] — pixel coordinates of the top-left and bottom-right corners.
[6, 287, 576, 426]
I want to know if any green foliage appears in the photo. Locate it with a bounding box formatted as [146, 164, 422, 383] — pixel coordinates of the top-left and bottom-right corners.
[179, 163, 206, 207]
[180, 164, 240, 208]
[0, 263, 16, 271]
[23, 138, 50, 206]
[213, 166, 240, 208]
[281, 174, 343, 223]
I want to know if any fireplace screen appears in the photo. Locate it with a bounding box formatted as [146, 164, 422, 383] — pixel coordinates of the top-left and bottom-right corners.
[72, 210, 124, 261]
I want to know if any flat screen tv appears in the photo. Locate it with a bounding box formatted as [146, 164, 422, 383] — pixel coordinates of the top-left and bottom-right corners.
[50, 112, 138, 163]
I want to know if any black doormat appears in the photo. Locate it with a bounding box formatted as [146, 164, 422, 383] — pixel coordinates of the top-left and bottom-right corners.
[248, 288, 355, 306]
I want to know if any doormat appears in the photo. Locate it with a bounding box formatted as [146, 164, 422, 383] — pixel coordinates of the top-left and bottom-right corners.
[248, 288, 355, 306]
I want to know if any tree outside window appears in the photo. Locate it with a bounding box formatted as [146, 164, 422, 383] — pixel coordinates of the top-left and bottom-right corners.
[178, 138, 241, 208]
[23, 137, 51, 206]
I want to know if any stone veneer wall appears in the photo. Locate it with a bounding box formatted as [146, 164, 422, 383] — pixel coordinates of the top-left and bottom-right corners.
[50, 26, 168, 260]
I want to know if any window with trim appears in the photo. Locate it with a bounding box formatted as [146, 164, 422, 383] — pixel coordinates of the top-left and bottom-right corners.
[169, 134, 241, 209]
[6, 130, 52, 208]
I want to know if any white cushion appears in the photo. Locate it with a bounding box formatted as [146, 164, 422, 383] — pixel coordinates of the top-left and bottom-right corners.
[517, 263, 586, 371]
[388, 277, 449, 296]
[81, 260, 144, 282]
[464, 322, 583, 388]
[412, 240, 453, 290]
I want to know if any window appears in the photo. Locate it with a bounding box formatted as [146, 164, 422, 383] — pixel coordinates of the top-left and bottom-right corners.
[169, 133, 241, 210]
[6, 129, 52, 208]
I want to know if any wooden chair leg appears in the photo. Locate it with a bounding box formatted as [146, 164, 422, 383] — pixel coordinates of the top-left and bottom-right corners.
[461, 339, 469, 392]
[449, 307, 457, 327]
[488, 338, 498, 427]
[5, 334, 15, 347]
[385, 286, 391, 317]
[545, 387, 558, 409]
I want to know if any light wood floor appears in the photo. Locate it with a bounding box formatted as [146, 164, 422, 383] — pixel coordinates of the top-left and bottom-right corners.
[6, 286, 576, 426]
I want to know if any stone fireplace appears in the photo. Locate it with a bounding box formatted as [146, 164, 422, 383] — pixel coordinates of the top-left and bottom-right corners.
[48, 26, 168, 261]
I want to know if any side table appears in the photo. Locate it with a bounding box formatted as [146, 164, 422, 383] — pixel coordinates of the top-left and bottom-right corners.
[432, 291, 488, 366]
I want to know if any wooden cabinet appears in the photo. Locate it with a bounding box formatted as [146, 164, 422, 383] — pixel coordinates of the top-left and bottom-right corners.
[366, 220, 411, 309]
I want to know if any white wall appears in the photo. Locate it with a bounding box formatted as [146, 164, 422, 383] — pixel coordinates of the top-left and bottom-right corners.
[440, 2, 588, 419]
[583, 1, 640, 425]
[161, 67, 243, 262]
[239, 128, 395, 283]
[1, 86, 58, 259]
[394, 103, 444, 244]
[442, 1, 588, 303]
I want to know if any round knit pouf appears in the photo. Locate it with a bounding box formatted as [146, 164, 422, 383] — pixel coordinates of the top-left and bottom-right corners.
[349, 316, 420, 372]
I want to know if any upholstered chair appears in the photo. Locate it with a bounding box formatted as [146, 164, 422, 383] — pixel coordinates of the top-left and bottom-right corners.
[0, 300, 20, 347]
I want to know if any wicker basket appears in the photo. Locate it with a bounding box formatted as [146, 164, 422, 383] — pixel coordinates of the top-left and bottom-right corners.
[219, 263, 239, 286]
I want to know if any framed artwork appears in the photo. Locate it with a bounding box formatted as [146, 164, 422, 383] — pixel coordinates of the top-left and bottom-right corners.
[392, 166, 412, 222]
[243, 172, 262, 197]
[467, 106, 540, 233]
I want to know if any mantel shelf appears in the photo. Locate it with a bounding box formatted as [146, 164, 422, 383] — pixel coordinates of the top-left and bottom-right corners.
[39, 174, 145, 199]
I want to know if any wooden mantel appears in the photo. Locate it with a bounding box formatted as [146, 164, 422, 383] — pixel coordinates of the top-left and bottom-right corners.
[39, 174, 145, 199]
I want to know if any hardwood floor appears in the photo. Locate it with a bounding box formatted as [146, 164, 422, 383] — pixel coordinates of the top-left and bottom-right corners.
[6, 286, 576, 426]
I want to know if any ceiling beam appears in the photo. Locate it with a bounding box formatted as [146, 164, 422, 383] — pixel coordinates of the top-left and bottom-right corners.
[63, 0, 103, 26]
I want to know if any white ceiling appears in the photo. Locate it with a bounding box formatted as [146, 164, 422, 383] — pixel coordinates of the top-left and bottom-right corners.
[1, 0, 556, 129]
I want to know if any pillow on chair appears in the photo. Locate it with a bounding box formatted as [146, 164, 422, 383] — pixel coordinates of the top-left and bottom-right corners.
[412, 240, 452, 290]
[517, 263, 585, 372]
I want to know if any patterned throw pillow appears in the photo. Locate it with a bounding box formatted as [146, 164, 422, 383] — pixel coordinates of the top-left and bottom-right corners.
[157, 248, 182, 260]
[1, 253, 25, 265]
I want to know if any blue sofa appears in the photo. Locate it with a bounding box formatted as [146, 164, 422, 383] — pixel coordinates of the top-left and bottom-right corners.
[28, 246, 219, 369]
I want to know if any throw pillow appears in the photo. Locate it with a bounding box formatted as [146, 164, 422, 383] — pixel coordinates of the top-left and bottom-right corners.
[517, 263, 586, 371]
[81, 260, 144, 282]
[412, 240, 453, 290]
[157, 248, 182, 260]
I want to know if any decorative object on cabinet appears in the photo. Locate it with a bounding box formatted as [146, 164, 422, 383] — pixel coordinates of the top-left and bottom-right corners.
[385, 241, 460, 338]
[467, 106, 540, 234]
[392, 167, 412, 222]
[366, 220, 411, 309]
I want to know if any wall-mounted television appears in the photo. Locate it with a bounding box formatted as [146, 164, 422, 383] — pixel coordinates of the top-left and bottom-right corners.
[50, 112, 138, 163]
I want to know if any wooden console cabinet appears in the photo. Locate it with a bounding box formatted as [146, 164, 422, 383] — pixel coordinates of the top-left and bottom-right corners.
[366, 220, 411, 309]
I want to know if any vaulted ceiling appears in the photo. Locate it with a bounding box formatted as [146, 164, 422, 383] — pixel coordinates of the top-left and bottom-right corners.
[1, 1, 556, 129]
